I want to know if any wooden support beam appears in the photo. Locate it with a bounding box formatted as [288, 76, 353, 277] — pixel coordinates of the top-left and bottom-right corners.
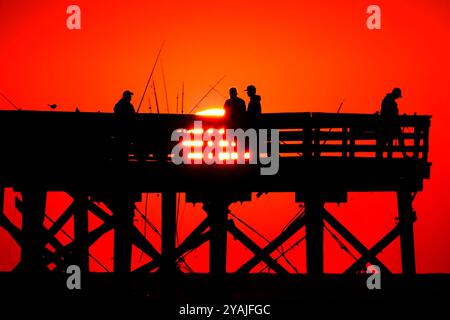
[73, 193, 89, 272]
[2, 203, 66, 271]
[0, 211, 26, 248]
[128, 225, 161, 261]
[175, 231, 210, 265]
[227, 220, 289, 274]
[350, 127, 356, 158]
[134, 229, 211, 273]
[0, 186, 4, 214]
[322, 208, 391, 274]
[1, 222, 63, 272]
[45, 220, 114, 266]
[161, 192, 177, 307]
[83, 196, 161, 261]
[71, 196, 161, 263]
[111, 193, 135, 273]
[72, 193, 112, 222]
[20, 190, 47, 271]
[345, 224, 400, 274]
[342, 127, 348, 158]
[237, 213, 307, 274]
[176, 217, 209, 255]
[161, 192, 177, 275]
[305, 195, 324, 276]
[397, 191, 416, 275]
[15, 196, 68, 252]
[46, 201, 77, 239]
[205, 198, 229, 277]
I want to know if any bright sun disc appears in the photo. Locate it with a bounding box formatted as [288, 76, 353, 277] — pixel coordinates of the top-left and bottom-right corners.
[195, 108, 225, 117]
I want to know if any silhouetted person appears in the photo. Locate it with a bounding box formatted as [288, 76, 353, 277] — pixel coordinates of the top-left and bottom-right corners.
[224, 87, 246, 128]
[245, 85, 261, 117]
[377, 88, 408, 158]
[245, 85, 262, 159]
[114, 90, 135, 117]
[113, 90, 136, 164]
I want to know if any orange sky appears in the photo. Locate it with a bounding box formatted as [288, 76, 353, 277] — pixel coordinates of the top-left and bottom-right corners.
[0, 0, 449, 273]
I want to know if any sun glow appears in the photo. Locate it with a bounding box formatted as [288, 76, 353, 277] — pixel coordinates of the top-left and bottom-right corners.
[195, 108, 225, 117]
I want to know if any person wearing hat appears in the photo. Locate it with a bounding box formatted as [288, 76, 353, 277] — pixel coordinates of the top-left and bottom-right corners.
[245, 85, 261, 118]
[378, 87, 408, 158]
[113, 90, 137, 164]
[114, 90, 136, 116]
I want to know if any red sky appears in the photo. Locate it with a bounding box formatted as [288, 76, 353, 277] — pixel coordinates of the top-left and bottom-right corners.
[0, 0, 449, 273]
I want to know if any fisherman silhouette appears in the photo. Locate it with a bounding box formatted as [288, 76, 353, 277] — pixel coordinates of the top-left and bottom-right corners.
[114, 90, 136, 117]
[113, 90, 137, 164]
[245, 85, 261, 117]
[377, 87, 409, 159]
[224, 87, 246, 128]
[244, 85, 262, 160]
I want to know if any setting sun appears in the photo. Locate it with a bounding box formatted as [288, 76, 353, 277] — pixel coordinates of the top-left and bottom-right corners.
[195, 108, 225, 117]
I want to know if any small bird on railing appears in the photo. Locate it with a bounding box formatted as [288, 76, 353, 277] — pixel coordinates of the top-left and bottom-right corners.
[48, 104, 57, 111]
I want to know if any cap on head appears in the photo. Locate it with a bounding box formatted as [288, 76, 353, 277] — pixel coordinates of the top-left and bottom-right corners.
[245, 85, 256, 94]
[123, 90, 134, 97]
[392, 88, 402, 98]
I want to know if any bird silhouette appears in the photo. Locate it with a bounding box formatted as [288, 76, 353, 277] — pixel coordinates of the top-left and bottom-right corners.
[48, 104, 57, 111]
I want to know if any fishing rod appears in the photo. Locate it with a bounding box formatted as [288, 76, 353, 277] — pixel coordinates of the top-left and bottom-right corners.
[152, 80, 160, 114]
[0, 91, 19, 110]
[136, 41, 165, 113]
[188, 75, 226, 114]
[336, 99, 344, 114]
[209, 85, 227, 99]
[148, 97, 152, 113]
[322, 99, 344, 146]
[181, 82, 185, 114]
[176, 89, 179, 114]
[161, 59, 170, 113]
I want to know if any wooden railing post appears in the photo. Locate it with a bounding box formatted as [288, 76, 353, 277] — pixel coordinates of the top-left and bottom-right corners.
[413, 125, 421, 160]
[422, 121, 430, 162]
[349, 127, 355, 158]
[342, 127, 348, 158]
[303, 120, 313, 158]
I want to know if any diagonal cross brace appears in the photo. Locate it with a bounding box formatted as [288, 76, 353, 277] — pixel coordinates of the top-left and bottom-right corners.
[134, 218, 211, 273]
[236, 214, 307, 274]
[322, 208, 392, 274]
[227, 220, 289, 274]
[15, 196, 74, 249]
[79, 195, 161, 262]
[345, 224, 400, 274]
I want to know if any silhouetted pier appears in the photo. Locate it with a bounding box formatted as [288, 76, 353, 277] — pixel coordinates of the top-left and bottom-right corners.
[0, 111, 431, 284]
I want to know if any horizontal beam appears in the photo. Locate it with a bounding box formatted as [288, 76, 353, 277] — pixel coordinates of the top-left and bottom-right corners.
[278, 143, 426, 154]
[0, 158, 430, 193]
[279, 130, 424, 141]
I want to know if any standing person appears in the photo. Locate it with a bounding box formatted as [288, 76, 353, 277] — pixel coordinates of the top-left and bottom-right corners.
[224, 87, 246, 128]
[114, 90, 136, 116]
[378, 87, 408, 158]
[245, 85, 262, 160]
[245, 85, 261, 117]
[113, 90, 137, 164]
